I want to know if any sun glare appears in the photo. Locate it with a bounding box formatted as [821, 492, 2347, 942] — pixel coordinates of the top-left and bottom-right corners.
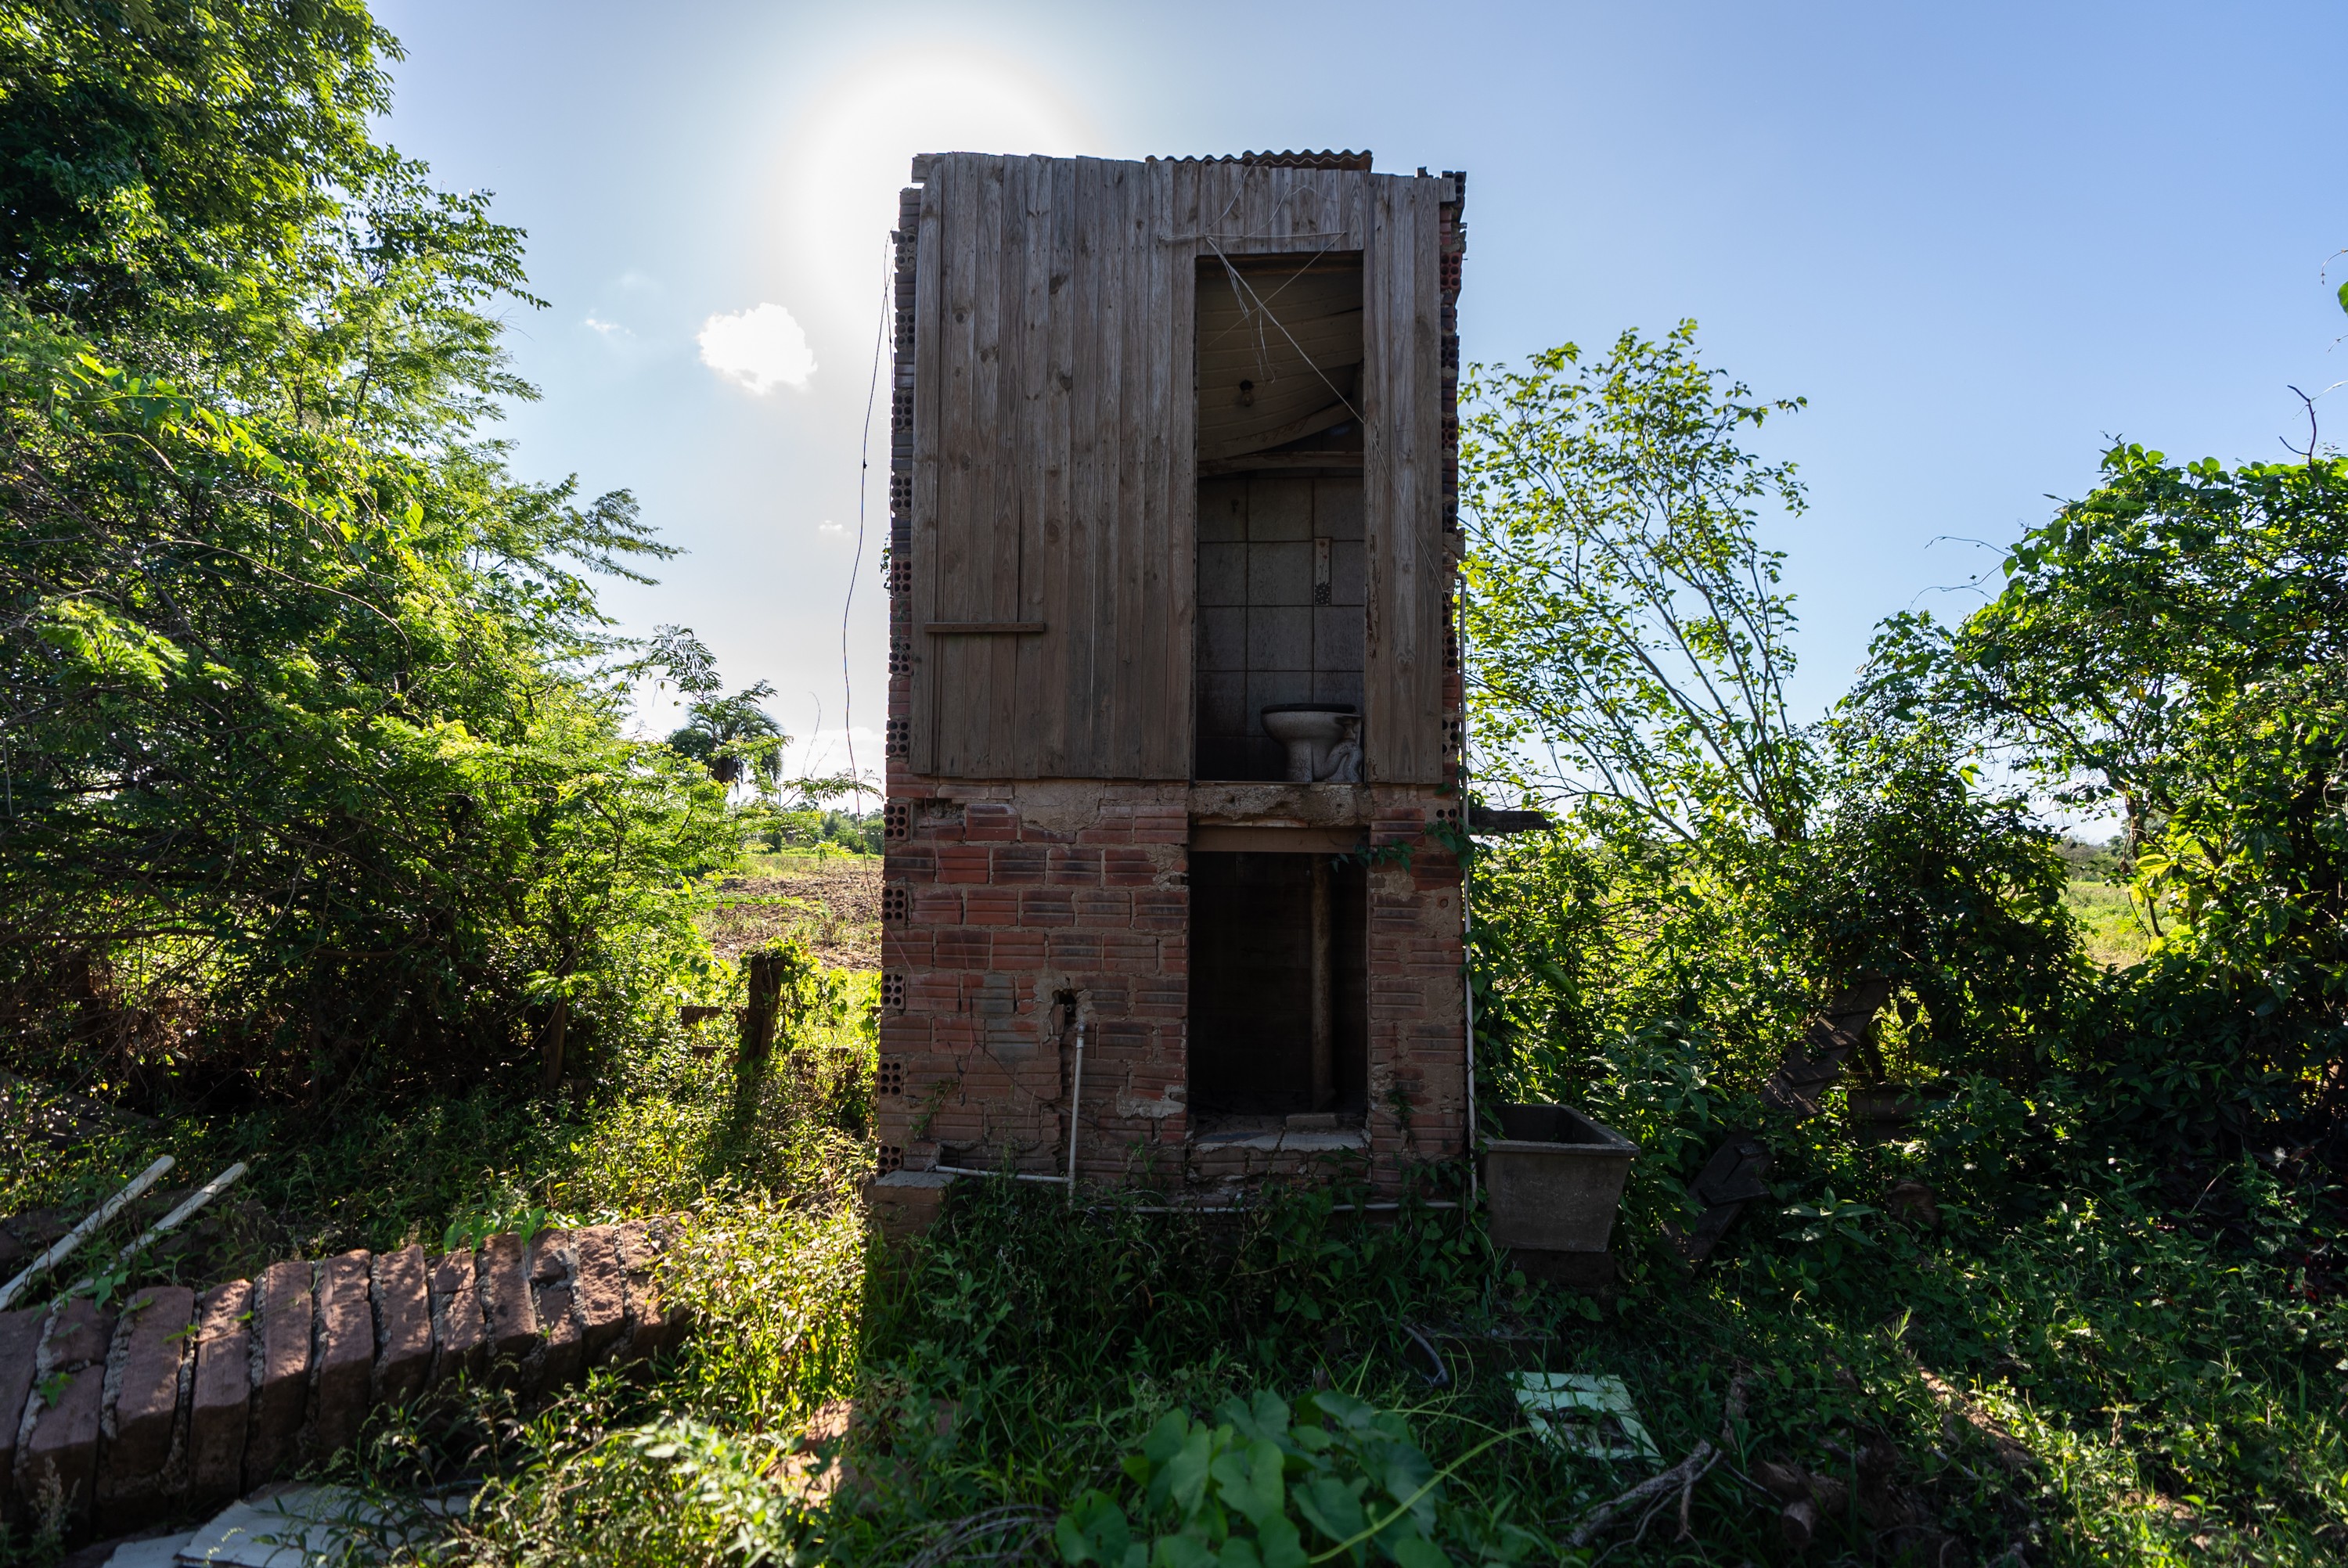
[776, 48, 1101, 324]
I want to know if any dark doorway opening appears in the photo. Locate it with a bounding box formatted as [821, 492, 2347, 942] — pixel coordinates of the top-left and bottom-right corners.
[1187, 851, 1368, 1122]
[1192, 254, 1367, 782]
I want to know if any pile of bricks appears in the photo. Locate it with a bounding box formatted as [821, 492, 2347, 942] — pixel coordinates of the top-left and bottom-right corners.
[0, 1219, 683, 1537]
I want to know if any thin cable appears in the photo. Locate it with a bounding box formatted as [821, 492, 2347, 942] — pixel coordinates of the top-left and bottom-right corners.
[844, 235, 891, 816]
[1201, 233, 1364, 426]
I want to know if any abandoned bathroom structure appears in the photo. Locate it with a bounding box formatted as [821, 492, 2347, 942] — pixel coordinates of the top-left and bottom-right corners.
[875, 149, 1469, 1201]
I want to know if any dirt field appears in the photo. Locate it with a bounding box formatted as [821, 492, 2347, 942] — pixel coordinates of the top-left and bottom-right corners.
[696, 850, 881, 971]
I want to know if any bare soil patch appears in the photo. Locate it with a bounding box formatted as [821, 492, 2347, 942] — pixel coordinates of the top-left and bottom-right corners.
[698, 852, 881, 971]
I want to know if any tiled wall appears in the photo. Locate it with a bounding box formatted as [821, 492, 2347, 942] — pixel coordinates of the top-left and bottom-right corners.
[1195, 476, 1367, 780]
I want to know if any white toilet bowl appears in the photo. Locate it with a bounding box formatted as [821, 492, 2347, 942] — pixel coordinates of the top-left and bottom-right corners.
[1261, 704, 1357, 782]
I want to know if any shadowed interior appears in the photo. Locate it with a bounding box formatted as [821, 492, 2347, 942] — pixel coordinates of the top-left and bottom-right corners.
[1187, 851, 1367, 1118]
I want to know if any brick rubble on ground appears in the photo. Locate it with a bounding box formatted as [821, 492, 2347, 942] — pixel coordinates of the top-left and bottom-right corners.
[2, 1218, 684, 1536]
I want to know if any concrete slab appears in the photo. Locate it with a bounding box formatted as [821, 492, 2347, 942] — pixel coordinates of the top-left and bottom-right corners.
[166, 1483, 463, 1565]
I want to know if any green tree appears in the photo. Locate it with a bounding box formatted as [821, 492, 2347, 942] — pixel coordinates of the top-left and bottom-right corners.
[0, 2, 733, 1103]
[1460, 322, 1813, 843]
[642, 624, 788, 793]
[1874, 442, 2348, 1115]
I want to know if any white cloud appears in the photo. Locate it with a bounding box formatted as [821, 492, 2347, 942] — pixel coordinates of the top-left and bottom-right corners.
[697, 302, 816, 394]
[818, 519, 845, 535]
[583, 315, 632, 338]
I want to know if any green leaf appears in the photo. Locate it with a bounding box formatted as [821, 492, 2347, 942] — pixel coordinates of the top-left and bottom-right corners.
[1388, 1538, 1450, 1568]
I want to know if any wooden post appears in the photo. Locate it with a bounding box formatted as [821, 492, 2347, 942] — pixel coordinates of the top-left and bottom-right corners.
[740, 949, 785, 1066]
[538, 998, 568, 1093]
[1310, 857, 1334, 1110]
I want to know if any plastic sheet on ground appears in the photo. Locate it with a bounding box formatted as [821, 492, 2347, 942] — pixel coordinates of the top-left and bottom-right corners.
[1509, 1372, 1662, 1462]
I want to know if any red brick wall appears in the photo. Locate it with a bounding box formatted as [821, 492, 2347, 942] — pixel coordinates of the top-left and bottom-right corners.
[875, 161, 1470, 1200]
[877, 782, 1465, 1197]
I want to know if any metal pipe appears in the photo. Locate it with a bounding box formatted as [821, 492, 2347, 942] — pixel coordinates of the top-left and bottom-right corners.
[1310, 858, 1334, 1110]
[69, 1161, 248, 1294]
[1064, 1020, 1086, 1203]
[932, 1166, 1070, 1185]
[0, 1155, 174, 1311]
[1108, 1199, 1463, 1215]
[1457, 642, 1480, 1209]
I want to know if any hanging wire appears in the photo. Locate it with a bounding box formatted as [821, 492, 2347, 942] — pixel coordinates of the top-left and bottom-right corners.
[843, 234, 891, 815]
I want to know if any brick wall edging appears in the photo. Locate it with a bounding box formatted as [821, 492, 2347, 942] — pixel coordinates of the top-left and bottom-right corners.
[0, 1217, 686, 1537]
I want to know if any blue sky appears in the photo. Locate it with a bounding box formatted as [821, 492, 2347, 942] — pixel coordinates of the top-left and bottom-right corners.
[371, 0, 2345, 786]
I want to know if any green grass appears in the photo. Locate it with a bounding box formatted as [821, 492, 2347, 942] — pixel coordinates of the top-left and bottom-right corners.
[9, 953, 2346, 1566]
[380, 1137, 2346, 1567]
[2065, 875, 2155, 969]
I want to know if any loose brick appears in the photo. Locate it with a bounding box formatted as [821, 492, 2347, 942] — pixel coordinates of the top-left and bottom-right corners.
[610, 1219, 682, 1365]
[243, 1259, 312, 1488]
[528, 1231, 583, 1392]
[186, 1280, 250, 1503]
[98, 1285, 193, 1514]
[309, 1250, 373, 1458]
[428, 1250, 486, 1388]
[477, 1234, 536, 1368]
[0, 1307, 44, 1526]
[570, 1227, 629, 1363]
[371, 1245, 431, 1407]
[44, 1296, 110, 1369]
[20, 1365, 103, 1523]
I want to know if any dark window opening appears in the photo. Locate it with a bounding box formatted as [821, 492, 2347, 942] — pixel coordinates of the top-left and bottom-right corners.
[1194, 255, 1367, 782]
[1187, 851, 1368, 1126]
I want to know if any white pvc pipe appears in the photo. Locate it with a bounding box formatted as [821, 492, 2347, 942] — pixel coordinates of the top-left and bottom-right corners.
[0, 1156, 174, 1311]
[1064, 1020, 1086, 1204]
[68, 1162, 248, 1294]
[934, 1166, 1070, 1184]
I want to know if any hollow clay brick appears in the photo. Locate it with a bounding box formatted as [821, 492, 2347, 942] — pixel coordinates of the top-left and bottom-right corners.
[20, 1365, 103, 1524]
[308, 1250, 373, 1458]
[0, 1307, 44, 1526]
[569, 1227, 628, 1363]
[427, 1249, 484, 1388]
[477, 1234, 536, 1368]
[98, 1284, 193, 1514]
[186, 1279, 250, 1503]
[527, 1231, 582, 1391]
[243, 1259, 313, 1488]
[370, 1245, 431, 1407]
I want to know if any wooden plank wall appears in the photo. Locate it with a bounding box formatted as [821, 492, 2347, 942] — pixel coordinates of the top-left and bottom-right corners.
[1361, 174, 1446, 784]
[909, 154, 1446, 782]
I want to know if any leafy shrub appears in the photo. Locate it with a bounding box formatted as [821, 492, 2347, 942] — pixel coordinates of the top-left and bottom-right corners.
[1057, 1391, 1524, 1568]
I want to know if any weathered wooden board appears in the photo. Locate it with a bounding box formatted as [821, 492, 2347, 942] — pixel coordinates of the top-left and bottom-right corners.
[1361, 174, 1446, 783]
[909, 155, 1443, 782]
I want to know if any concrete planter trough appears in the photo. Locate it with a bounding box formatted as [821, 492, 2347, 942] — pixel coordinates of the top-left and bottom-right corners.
[1482, 1104, 1639, 1271]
